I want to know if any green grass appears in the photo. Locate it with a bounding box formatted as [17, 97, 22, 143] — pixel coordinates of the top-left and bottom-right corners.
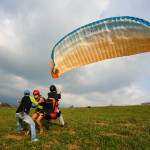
[0, 105, 150, 150]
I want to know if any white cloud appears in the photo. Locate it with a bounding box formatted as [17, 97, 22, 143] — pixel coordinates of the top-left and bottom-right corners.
[62, 85, 148, 107]
[0, 18, 20, 53]
[0, 0, 150, 106]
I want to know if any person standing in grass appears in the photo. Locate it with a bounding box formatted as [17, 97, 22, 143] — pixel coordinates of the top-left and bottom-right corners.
[26, 90, 46, 135]
[16, 90, 43, 141]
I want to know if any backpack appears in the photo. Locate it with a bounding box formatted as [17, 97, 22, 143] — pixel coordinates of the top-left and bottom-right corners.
[44, 98, 58, 119]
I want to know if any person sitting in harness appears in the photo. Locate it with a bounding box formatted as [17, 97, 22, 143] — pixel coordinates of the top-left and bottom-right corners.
[44, 85, 65, 129]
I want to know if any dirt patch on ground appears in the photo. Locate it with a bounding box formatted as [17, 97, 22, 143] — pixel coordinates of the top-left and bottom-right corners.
[120, 123, 137, 127]
[68, 140, 80, 150]
[103, 132, 131, 138]
[120, 123, 146, 128]
[95, 122, 109, 125]
[93, 120, 109, 125]
[1, 145, 11, 149]
[69, 130, 76, 134]
[140, 124, 146, 127]
[52, 130, 76, 134]
[5, 134, 23, 140]
[48, 140, 54, 144]
[44, 141, 55, 148]
[52, 130, 61, 133]
[69, 144, 80, 150]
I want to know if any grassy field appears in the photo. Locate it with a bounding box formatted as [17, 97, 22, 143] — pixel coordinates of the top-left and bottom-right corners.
[0, 105, 150, 150]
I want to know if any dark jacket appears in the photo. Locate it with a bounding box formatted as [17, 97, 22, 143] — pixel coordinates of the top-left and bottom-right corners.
[47, 92, 61, 102]
[16, 95, 42, 114]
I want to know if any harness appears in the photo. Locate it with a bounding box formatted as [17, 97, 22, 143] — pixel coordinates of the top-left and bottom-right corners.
[44, 98, 58, 119]
[35, 109, 44, 116]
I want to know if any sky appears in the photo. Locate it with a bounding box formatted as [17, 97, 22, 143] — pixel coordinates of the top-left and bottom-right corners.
[0, 0, 150, 107]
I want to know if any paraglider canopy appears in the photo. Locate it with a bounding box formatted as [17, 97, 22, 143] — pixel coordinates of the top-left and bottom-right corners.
[51, 16, 150, 78]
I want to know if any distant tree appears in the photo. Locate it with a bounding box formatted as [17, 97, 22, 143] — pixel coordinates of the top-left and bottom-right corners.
[0, 103, 11, 107]
[109, 104, 113, 106]
[141, 102, 150, 105]
[69, 105, 74, 108]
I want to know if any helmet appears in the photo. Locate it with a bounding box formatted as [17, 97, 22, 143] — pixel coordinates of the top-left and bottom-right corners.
[50, 85, 56, 92]
[33, 90, 40, 95]
[24, 90, 30, 95]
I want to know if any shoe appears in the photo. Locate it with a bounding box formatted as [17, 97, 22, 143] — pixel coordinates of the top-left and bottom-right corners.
[17, 128, 24, 133]
[31, 138, 40, 142]
[17, 131, 21, 134]
[61, 123, 67, 127]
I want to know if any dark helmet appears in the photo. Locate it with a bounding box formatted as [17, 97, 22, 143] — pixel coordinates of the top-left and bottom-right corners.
[24, 90, 30, 95]
[50, 85, 56, 92]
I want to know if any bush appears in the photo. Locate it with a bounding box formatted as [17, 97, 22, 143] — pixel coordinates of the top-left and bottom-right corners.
[0, 103, 11, 107]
